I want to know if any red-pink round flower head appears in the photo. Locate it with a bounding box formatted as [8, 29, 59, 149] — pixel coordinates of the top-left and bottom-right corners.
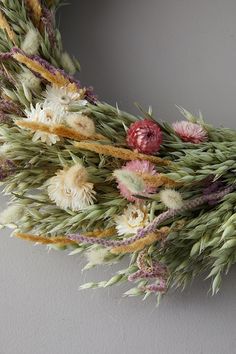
[172, 121, 208, 144]
[127, 119, 163, 154]
[117, 160, 158, 202]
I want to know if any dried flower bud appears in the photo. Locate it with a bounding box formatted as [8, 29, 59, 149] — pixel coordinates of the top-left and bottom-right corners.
[0, 204, 24, 227]
[61, 52, 76, 75]
[127, 119, 162, 154]
[159, 189, 183, 209]
[65, 113, 95, 137]
[18, 69, 41, 92]
[21, 28, 40, 55]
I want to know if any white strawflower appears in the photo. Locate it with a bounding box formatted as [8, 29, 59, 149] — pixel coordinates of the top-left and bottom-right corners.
[86, 247, 109, 266]
[0, 205, 24, 228]
[25, 102, 42, 121]
[159, 189, 183, 209]
[18, 69, 41, 92]
[61, 52, 76, 75]
[25, 102, 64, 124]
[21, 28, 40, 55]
[25, 102, 65, 145]
[48, 163, 96, 211]
[115, 204, 149, 236]
[32, 130, 60, 146]
[44, 85, 87, 112]
[65, 113, 95, 136]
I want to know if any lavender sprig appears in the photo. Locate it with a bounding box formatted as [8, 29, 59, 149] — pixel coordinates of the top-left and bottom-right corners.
[128, 263, 167, 281]
[0, 48, 97, 102]
[68, 185, 235, 247]
[143, 281, 167, 293]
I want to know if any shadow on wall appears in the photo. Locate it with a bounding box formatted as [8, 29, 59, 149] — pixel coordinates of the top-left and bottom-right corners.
[60, 0, 236, 127]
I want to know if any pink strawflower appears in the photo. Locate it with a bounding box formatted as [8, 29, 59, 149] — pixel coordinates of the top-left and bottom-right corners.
[172, 120, 208, 143]
[116, 160, 158, 202]
[127, 119, 163, 154]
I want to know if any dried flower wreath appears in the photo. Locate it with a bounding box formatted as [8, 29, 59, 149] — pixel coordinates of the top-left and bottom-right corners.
[0, 0, 236, 303]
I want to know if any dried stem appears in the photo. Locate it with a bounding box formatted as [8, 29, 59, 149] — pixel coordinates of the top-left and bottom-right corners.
[16, 120, 109, 142]
[74, 141, 171, 165]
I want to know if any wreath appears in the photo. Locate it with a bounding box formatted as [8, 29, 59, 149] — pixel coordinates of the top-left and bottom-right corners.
[0, 0, 235, 303]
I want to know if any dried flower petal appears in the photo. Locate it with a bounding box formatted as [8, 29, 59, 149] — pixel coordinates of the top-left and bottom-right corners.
[172, 120, 208, 143]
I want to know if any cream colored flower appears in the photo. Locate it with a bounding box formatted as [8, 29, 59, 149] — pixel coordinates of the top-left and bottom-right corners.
[86, 247, 109, 266]
[44, 85, 87, 112]
[159, 189, 183, 209]
[21, 28, 39, 55]
[65, 113, 95, 136]
[64, 164, 88, 188]
[18, 69, 41, 92]
[115, 204, 149, 236]
[25, 102, 64, 145]
[48, 163, 96, 211]
[0, 205, 24, 228]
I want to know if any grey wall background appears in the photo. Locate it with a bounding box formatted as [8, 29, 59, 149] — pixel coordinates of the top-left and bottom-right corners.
[1, 1, 236, 353]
